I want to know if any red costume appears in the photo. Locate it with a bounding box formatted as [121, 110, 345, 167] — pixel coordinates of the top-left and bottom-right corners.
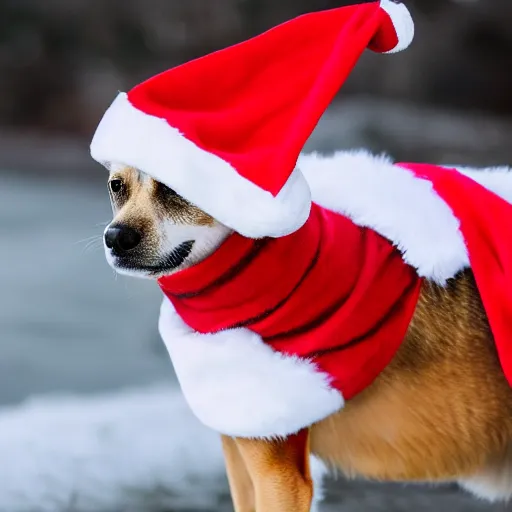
[91, 2, 512, 437]
[159, 202, 422, 403]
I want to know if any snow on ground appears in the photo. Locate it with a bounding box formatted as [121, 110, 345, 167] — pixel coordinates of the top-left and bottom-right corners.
[0, 385, 327, 512]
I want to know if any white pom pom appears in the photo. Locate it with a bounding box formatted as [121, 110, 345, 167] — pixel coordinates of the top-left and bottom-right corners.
[380, 0, 415, 53]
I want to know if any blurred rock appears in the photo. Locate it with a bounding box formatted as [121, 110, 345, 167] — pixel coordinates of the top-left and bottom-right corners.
[0, 0, 511, 136]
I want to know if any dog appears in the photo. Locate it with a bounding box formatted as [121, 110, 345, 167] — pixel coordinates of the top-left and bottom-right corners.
[102, 152, 512, 511]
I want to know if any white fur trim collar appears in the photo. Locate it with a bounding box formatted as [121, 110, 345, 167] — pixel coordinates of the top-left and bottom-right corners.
[299, 151, 468, 283]
[157, 151, 512, 438]
[159, 297, 344, 438]
[299, 151, 512, 284]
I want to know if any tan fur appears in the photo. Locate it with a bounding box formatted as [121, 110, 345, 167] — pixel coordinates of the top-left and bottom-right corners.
[108, 166, 214, 241]
[222, 436, 256, 512]
[106, 167, 227, 275]
[310, 270, 512, 482]
[106, 168, 512, 511]
[222, 430, 314, 512]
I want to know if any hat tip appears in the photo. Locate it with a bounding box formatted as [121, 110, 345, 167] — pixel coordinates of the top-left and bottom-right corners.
[380, 0, 415, 53]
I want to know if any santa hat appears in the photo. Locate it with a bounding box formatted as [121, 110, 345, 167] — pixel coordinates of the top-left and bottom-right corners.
[91, 0, 414, 238]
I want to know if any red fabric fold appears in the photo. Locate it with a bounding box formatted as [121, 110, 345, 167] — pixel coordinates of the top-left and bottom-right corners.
[404, 163, 512, 386]
[159, 203, 422, 400]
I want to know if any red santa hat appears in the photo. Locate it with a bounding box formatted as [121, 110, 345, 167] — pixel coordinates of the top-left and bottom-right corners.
[91, 0, 414, 238]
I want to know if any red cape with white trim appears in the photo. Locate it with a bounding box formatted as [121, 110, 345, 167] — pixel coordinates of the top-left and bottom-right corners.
[158, 152, 512, 438]
[405, 162, 512, 383]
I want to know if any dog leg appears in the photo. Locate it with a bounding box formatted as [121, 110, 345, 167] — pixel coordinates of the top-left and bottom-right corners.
[222, 435, 255, 512]
[235, 429, 314, 512]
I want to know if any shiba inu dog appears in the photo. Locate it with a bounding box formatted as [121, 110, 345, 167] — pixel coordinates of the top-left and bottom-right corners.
[91, 2, 512, 509]
[102, 152, 512, 512]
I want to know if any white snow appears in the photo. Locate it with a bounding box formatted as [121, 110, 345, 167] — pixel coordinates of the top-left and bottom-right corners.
[0, 385, 326, 511]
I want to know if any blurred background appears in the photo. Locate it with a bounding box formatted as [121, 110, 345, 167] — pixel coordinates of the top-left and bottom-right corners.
[1, 0, 512, 511]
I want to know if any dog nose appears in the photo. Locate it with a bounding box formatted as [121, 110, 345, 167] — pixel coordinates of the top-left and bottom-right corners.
[104, 225, 141, 253]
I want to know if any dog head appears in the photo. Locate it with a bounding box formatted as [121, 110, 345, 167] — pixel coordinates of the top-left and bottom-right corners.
[103, 165, 232, 278]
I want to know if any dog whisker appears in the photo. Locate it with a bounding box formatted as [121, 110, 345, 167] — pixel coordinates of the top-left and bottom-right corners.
[78, 236, 104, 254]
[74, 234, 103, 246]
[84, 240, 104, 254]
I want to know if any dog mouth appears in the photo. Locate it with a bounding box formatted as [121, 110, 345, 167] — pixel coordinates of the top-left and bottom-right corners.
[156, 240, 195, 273]
[110, 240, 195, 276]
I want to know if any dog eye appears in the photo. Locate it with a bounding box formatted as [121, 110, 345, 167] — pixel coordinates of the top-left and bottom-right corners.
[109, 179, 123, 193]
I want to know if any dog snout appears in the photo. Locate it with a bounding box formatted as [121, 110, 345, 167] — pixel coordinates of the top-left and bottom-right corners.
[104, 224, 142, 254]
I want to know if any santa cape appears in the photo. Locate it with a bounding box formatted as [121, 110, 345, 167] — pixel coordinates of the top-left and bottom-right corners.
[159, 151, 512, 438]
[159, 195, 422, 413]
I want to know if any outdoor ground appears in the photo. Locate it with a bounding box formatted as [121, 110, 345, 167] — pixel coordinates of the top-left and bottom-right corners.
[1, 98, 512, 511]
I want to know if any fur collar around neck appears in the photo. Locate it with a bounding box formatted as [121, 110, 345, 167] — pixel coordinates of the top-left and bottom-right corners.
[157, 152, 512, 438]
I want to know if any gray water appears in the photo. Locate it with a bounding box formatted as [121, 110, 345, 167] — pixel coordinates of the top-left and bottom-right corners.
[0, 173, 172, 406]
